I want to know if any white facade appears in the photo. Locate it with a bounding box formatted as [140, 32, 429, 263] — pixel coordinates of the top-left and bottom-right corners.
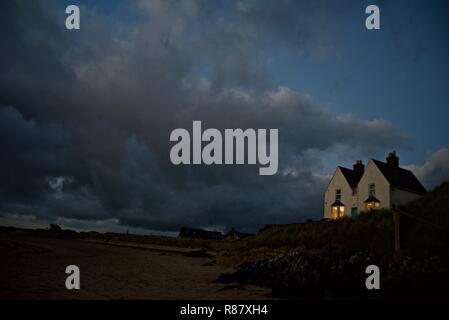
[391, 188, 423, 207]
[323, 167, 357, 219]
[323, 155, 425, 220]
[357, 160, 391, 212]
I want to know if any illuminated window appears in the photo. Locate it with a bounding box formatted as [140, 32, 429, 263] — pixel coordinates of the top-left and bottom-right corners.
[331, 204, 345, 220]
[331, 206, 338, 220]
[366, 201, 380, 210]
[364, 194, 380, 210]
[339, 206, 345, 218]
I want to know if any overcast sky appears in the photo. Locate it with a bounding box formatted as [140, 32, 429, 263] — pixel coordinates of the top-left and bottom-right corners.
[1, 0, 448, 234]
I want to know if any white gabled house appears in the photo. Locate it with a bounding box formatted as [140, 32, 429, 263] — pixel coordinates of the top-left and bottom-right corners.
[324, 151, 426, 220]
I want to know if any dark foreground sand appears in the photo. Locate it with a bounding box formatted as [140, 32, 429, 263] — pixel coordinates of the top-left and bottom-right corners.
[0, 233, 270, 299]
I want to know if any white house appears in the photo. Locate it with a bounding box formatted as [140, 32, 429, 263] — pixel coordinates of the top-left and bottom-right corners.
[323, 151, 426, 220]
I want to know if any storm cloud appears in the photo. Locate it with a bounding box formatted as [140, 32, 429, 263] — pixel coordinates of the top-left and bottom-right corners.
[0, 0, 417, 233]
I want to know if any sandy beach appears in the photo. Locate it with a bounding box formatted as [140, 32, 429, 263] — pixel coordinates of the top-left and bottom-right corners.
[0, 232, 270, 300]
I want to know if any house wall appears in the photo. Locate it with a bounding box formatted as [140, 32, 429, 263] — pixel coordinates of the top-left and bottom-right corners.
[391, 188, 422, 207]
[357, 160, 391, 213]
[323, 168, 356, 219]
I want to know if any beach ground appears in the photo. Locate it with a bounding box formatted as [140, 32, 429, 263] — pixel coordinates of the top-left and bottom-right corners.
[0, 232, 270, 300]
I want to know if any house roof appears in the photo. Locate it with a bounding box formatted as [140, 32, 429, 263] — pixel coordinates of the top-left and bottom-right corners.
[372, 159, 427, 194]
[364, 195, 380, 203]
[331, 200, 345, 207]
[338, 166, 359, 188]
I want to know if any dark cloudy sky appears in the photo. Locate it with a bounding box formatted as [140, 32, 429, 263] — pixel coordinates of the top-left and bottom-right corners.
[1, 0, 448, 234]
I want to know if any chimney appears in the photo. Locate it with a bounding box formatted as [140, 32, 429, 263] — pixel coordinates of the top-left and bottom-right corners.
[386, 151, 399, 168]
[353, 160, 365, 181]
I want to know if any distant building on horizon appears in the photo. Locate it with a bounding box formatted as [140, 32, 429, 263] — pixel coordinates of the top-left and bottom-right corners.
[324, 151, 426, 220]
[179, 227, 223, 240]
[224, 227, 254, 240]
[179, 227, 254, 240]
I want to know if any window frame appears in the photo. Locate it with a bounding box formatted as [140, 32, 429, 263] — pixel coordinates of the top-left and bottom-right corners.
[368, 183, 375, 196]
[335, 189, 341, 201]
